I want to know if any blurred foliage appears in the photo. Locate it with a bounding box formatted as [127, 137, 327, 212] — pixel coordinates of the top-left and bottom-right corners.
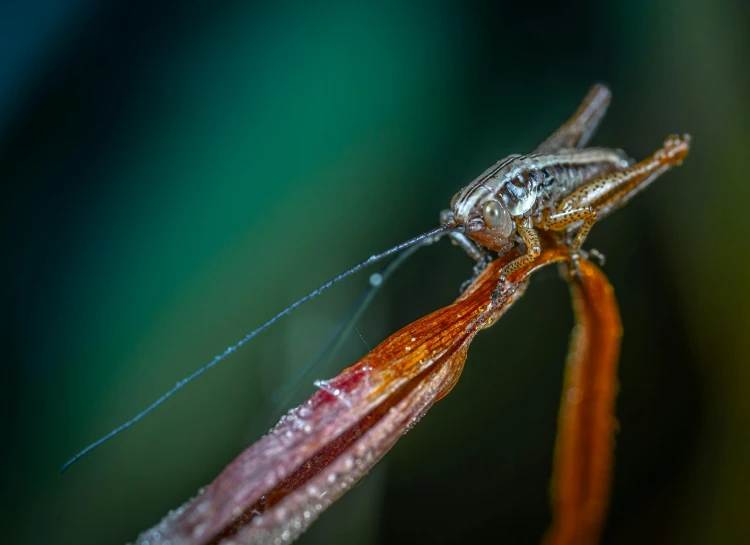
[2, 1, 748, 544]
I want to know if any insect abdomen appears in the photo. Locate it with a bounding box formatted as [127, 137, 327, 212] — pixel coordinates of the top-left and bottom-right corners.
[532, 149, 631, 206]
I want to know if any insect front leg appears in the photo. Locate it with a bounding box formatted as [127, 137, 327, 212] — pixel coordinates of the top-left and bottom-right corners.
[498, 217, 541, 281]
[441, 208, 494, 291]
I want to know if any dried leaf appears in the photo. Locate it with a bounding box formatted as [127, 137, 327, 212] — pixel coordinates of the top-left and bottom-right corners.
[543, 258, 622, 545]
[133, 235, 607, 545]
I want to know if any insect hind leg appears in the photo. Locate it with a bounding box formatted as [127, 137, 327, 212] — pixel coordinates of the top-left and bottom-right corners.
[545, 134, 691, 278]
[558, 134, 691, 220]
[535, 84, 612, 153]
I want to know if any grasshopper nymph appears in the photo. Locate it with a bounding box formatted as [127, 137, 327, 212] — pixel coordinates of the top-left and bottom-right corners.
[441, 84, 690, 291]
[61, 84, 689, 472]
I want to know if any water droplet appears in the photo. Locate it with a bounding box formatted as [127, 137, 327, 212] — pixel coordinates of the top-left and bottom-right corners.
[192, 523, 207, 538]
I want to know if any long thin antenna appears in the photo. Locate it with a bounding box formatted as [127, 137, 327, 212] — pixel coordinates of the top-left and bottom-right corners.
[269, 242, 422, 408]
[60, 224, 458, 473]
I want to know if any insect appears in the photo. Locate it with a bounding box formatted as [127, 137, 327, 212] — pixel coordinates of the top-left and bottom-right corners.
[441, 84, 690, 289]
[61, 84, 690, 472]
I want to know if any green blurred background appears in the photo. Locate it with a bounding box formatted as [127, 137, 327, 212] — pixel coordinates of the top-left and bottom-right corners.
[2, 1, 748, 543]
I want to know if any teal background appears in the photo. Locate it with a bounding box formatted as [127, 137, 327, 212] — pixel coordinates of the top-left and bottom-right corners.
[2, 1, 748, 543]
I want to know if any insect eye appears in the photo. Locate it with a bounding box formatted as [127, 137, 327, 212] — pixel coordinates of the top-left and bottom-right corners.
[450, 192, 460, 209]
[483, 201, 503, 227]
[483, 200, 514, 237]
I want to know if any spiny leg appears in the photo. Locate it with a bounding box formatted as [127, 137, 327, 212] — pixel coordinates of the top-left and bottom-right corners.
[559, 134, 691, 220]
[499, 217, 541, 282]
[545, 206, 597, 252]
[535, 84, 611, 153]
[543, 206, 598, 279]
[548, 133, 690, 277]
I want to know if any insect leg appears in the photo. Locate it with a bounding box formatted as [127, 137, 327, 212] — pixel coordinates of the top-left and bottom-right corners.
[499, 217, 541, 280]
[544, 206, 597, 251]
[558, 134, 691, 221]
[535, 84, 612, 153]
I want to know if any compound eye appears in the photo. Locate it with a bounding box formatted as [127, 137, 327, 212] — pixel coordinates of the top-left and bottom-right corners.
[483, 200, 503, 227]
[482, 200, 513, 237]
[450, 191, 460, 209]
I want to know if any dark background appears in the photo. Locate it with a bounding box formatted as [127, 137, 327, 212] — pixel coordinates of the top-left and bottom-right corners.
[3, 1, 748, 544]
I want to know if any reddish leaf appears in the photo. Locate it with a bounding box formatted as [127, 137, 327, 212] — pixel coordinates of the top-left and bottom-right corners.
[543, 258, 622, 545]
[133, 235, 619, 545]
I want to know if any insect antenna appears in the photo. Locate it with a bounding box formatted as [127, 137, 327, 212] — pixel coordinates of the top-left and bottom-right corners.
[260, 242, 421, 429]
[60, 224, 459, 473]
